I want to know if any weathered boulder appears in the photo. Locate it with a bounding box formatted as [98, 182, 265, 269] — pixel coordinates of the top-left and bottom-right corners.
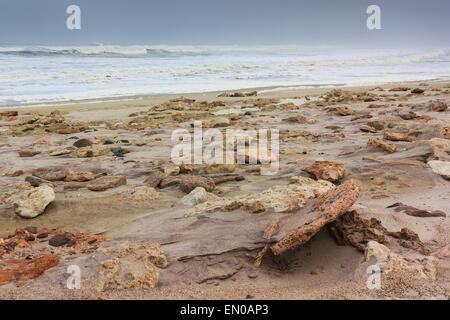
[13, 185, 55, 218]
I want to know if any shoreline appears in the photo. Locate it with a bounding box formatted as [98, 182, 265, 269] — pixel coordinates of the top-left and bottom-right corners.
[2, 78, 449, 114]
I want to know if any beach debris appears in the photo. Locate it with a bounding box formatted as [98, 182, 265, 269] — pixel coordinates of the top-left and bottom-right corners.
[363, 241, 439, 280]
[87, 175, 127, 191]
[428, 160, 450, 180]
[387, 202, 446, 218]
[367, 138, 397, 153]
[13, 185, 55, 219]
[302, 161, 345, 182]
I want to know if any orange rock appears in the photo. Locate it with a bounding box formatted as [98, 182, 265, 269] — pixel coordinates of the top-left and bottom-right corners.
[66, 171, 94, 182]
[335, 106, 353, 116]
[0, 255, 60, 285]
[302, 161, 345, 182]
[360, 125, 377, 133]
[271, 179, 361, 255]
[367, 138, 397, 153]
[383, 132, 416, 142]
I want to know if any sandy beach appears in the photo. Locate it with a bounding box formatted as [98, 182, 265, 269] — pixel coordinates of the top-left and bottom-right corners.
[0, 80, 449, 300]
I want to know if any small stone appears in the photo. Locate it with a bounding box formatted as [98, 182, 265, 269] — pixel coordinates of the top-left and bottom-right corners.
[24, 226, 38, 234]
[383, 132, 416, 142]
[367, 120, 385, 130]
[73, 138, 93, 148]
[178, 187, 209, 206]
[163, 165, 180, 176]
[411, 88, 424, 94]
[18, 148, 41, 157]
[310, 266, 324, 275]
[303, 161, 346, 182]
[360, 125, 377, 133]
[144, 171, 164, 188]
[25, 176, 49, 187]
[367, 138, 397, 153]
[49, 233, 73, 247]
[65, 172, 94, 182]
[205, 164, 236, 174]
[103, 139, 114, 145]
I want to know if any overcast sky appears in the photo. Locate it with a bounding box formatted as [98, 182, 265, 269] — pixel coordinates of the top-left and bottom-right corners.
[0, 0, 449, 46]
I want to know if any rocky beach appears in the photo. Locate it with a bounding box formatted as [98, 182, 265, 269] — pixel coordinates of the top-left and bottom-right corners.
[0, 81, 449, 300]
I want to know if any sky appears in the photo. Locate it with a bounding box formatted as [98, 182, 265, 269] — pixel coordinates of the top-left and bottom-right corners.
[0, 0, 449, 47]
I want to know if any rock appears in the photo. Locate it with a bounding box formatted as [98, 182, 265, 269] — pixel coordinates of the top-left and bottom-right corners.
[383, 132, 416, 142]
[186, 176, 335, 216]
[0, 255, 59, 285]
[431, 244, 450, 259]
[179, 176, 215, 193]
[271, 179, 360, 255]
[209, 117, 230, 128]
[428, 160, 450, 180]
[144, 171, 164, 188]
[367, 120, 385, 130]
[367, 138, 397, 153]
[335, 106, 353, 116]
[389, 87, 409, 92]
[103, 139, 114, 145]
[87, 175, 127, 191]
[49, 233, 73, 247]
[32, 167, 67, 181]
[73, 138, 93, 148]
[75, 145, 110, 158]
[18, 148, 41, 157]
[387, 202, 446, 217]
[285, 114, 307, 123]
[49, 147, 75, 156]
[0, 110, 18, 117]
[25, 176, 50, 187]
[360, 125, 377, 133]
[178, 187, 216, 206]
[179, 164, 193, 174]
[163, 165, 180, 176]
[428, 100, 448, 112]
[303, 161, 345, 182]
[205, 164, 236, 174]
[65, 171, 94, 182]
[97, 242, 167, 291]
[13, 185, 55, 218]
[364, 241, 439, 280]
[115, 186, 160, 202]
[411, 88, 424, 94]
[24, 226, 37, 234]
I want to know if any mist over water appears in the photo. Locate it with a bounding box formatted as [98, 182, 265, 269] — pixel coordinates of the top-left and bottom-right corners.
[1, 45, 449, 106]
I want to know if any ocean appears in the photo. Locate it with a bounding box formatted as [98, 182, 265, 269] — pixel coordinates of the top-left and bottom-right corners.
[0, 45, 449, 107]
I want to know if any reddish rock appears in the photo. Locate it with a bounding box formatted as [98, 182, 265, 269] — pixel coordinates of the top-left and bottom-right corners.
[383, 132, 416, 142]
[271, 179, 361, 255]
[0, 110, 18, 117]
[0, 255, 60, 285]
[367, 138, 397, 153]
[411, 88, 424, 94]
[387, 203, 446, 218]
[389, 87, 409, 92]
[87, 175, 127, 191]
[302, 161, 345, 182]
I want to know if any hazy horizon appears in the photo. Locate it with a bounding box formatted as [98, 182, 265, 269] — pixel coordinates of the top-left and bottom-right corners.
[1, 0, 449, 47]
